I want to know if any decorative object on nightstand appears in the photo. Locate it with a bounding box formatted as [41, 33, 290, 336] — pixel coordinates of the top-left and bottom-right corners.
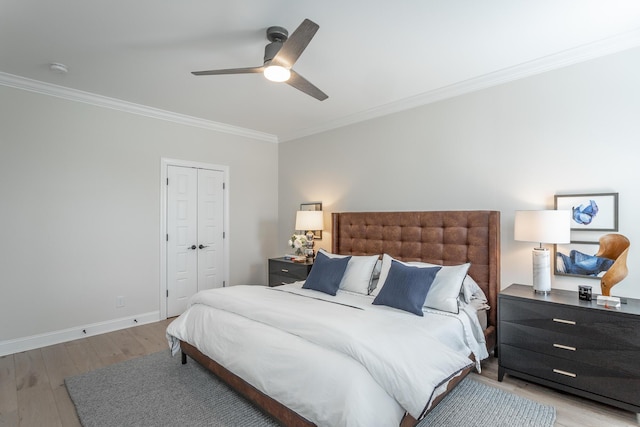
[514, 210, 571, 294]
[295, 209, 323, 261]
[288, 233, 309, 257]
[596, 233, 630, 297]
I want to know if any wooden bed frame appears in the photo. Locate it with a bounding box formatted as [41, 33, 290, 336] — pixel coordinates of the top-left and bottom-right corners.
[180, 210, 501, 427]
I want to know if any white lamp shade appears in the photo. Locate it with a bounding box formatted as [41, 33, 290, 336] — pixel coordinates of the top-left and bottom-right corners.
[514, 210, 571, 244]
[295, 210, 323, 231]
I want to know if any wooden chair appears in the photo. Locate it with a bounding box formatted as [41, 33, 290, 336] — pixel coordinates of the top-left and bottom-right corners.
[596, 234, 630, 296]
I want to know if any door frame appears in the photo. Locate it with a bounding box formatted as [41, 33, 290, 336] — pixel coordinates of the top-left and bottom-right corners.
[159, 158, 230, 319]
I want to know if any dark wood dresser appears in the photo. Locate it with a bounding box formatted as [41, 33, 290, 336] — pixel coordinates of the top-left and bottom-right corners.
[268, 257, 313, 287]
[498, 283, 640, 417]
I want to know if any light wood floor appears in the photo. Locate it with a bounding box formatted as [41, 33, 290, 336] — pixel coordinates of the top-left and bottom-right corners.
[0, 319, 637, 427]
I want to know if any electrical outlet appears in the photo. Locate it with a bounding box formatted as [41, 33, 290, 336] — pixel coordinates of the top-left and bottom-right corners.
[116, 296, 125, 308]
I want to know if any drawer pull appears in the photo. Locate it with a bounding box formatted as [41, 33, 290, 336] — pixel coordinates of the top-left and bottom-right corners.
[553, 369, 576, 378]
[281, 269, 289, 273]
[553, 343, 576, 351]
[552, 318, 576, 325]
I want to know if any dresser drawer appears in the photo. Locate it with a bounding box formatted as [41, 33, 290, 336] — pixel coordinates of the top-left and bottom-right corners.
[501, 344, 640, 407]
[500, 321, 640, 371]
[500, 297, 640, 350]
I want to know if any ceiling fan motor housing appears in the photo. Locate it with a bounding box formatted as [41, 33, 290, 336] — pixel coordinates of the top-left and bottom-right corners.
[266, 26, 288, 42]
[264, 26, 288, 63]
[264, 40, 284, 63]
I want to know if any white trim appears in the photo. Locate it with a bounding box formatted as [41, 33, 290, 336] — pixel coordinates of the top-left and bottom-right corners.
[0, 311, 160, 357]
[159, 158, 230, 320]
[0, 72, 278, 143]
[279, 27, 640, 142]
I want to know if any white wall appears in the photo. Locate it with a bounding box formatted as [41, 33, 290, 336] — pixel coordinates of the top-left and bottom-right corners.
[0, 85, 279, 346]
[278, 46, 640, 299]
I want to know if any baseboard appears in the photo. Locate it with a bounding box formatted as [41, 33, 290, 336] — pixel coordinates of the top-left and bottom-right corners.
[0, 311, 161, 357]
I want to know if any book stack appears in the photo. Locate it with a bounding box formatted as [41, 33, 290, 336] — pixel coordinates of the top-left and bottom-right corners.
[284, 254, 307, 262]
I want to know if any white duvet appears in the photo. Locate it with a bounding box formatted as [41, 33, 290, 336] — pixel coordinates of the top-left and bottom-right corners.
[166, 283, 488, 427]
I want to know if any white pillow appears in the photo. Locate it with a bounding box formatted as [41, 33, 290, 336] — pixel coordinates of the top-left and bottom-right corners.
[372, 254, 470, 314]
[318, 249, 379, 295]
[461, 274, 488, 304]
[368, 258, 383, 294]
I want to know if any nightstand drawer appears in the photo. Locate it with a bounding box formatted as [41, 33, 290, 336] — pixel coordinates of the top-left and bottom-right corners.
[501, 344, 640, 407]
[268, 258, 313, 287]
[269, 273, 302, 287]
[271, 263, 309, 280]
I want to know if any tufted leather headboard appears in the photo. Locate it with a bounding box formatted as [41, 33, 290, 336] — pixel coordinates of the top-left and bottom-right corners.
[332, 210, 500, 350]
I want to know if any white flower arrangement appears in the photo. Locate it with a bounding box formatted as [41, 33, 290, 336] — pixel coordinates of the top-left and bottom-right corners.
[288, 234, 309, 255]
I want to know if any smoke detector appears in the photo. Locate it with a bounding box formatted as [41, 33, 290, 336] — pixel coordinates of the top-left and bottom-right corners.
[49, 63, 68, 74]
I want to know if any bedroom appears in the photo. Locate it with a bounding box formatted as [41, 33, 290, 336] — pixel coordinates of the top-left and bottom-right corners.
[1, 1, 640, 426]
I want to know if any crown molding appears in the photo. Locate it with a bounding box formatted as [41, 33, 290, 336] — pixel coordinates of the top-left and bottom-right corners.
[279, 27, 640, 142]
[0, 72, 278, 143]
[3, 26, 640, 144]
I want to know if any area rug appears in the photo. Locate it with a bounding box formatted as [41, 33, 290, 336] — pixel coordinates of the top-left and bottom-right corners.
[66, 351, 556, 427]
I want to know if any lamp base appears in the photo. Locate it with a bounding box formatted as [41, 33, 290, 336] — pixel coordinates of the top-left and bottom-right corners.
[532, 247, 551, 294]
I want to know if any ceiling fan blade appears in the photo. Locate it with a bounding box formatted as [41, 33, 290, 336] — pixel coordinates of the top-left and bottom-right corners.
[192, 66, 264, 76]
[286, 70, 328, 101]
[271, 19, 319, 69]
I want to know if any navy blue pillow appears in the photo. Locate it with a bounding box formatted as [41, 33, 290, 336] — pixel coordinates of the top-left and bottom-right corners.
[372, 260, 441, 316]
[302, 251, 351, 296]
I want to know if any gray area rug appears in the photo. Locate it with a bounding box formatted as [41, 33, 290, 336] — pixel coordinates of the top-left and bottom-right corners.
[66, 351, 556, 427]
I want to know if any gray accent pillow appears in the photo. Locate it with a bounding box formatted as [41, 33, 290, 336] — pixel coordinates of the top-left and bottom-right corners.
[318, 249, 379, 295]
[372, 260, 441, 316]
[303, 251, 351, 296]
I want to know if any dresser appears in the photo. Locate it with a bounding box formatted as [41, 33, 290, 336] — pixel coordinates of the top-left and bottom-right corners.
[268, 257, 313, 287]
[498, 284, 640, 416]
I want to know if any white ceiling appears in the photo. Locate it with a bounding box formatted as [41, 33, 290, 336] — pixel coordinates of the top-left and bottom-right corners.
[2, 1, 640, 142]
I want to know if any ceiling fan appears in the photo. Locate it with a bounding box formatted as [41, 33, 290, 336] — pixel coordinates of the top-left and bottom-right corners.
[191, 19, 328, 101]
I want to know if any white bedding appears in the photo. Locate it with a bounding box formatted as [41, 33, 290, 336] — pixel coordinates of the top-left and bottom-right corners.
[166, 283, 488, 427]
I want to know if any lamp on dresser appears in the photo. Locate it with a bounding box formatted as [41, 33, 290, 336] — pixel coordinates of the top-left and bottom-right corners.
[514, 210, 571, 294]
[295, 210, 323, 260]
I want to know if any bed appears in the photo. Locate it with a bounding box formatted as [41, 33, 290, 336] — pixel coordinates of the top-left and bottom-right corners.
[167, 210, 500, 427]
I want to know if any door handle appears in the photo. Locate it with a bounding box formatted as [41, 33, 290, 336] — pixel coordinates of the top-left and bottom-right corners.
[188, 245, 197, 250]
[199, 244, 209, 249]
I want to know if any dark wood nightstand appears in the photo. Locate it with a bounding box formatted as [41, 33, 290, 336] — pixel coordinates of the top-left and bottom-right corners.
[268, 257, 313, 287]
[498, 283, 640, 418]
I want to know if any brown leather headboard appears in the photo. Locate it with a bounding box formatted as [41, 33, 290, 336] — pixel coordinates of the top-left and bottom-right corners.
[331, 211, 500, 347]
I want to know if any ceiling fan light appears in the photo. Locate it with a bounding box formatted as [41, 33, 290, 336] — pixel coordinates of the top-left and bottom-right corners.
[264, 65, 291, 82]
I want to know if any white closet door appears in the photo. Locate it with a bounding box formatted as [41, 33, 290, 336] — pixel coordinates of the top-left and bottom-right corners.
[166, 166, 225, 317]
[167, 166, 198, 317]
[197, 168, 224, 291]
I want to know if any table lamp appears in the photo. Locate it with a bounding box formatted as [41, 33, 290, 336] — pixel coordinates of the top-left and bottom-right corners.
[295, 210, 323, 260]
[514, 210, 571, 294]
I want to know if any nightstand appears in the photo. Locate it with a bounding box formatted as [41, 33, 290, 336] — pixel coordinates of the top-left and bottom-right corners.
[498, 283, 640, 418]
[268, 257, 313, 287]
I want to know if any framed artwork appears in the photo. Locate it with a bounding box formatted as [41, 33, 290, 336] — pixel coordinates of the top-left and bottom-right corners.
[554, 241, 613, 279]
[300, 202, 322, 240]
[554, 193, 618, 231]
